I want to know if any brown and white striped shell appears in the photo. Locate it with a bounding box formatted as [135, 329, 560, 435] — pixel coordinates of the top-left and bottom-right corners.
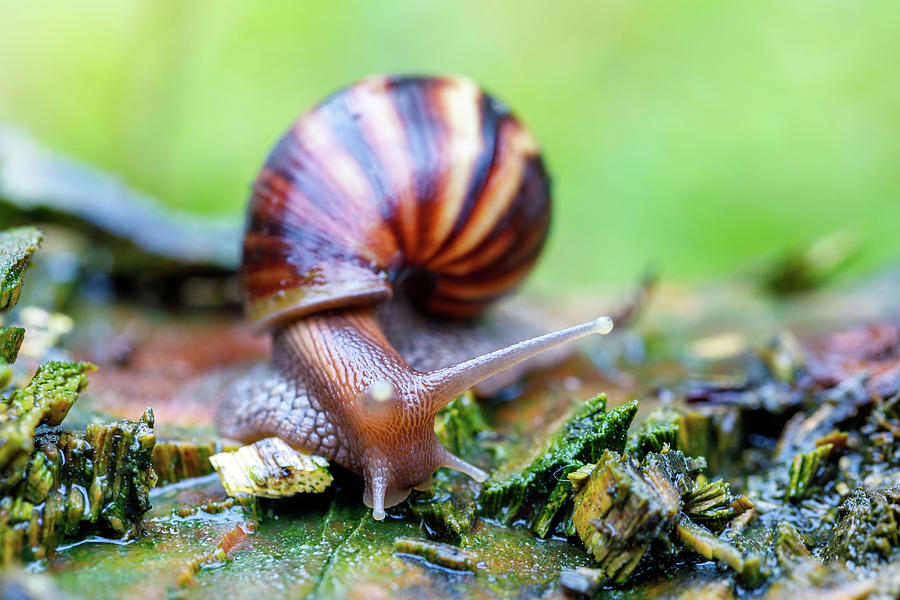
[242, 74, 551, 329]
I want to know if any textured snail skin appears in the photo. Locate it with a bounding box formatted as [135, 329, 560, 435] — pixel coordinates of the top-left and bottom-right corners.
[218, 75, 611, 519]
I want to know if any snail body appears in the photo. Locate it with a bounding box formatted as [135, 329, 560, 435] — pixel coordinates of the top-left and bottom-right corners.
[218, 75, 612, 519]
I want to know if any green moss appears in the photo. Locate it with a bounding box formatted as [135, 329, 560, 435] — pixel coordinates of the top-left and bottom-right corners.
[433, 391, 489, 458]
[0, 409, 157, 564]
[785, 443, 834, 501]
[478, 396, 637, 536]
[0, 328, 24, 364]
[0, 362, 93, 463]
[408, 488, 476, 543]
[822, 486, 900, 564]
[626, 415, 680, 460]
[0, 227, 43, 312]
[0, 361, 95, 472]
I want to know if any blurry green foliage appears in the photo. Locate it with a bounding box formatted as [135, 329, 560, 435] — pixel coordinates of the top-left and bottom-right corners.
[1, 1, 898, 289]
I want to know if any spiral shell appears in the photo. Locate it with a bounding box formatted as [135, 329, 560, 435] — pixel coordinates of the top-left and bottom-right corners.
[243, 75, 551, 329]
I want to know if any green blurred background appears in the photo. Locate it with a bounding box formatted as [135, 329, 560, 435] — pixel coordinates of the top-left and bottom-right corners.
[1, 1, 897, 291]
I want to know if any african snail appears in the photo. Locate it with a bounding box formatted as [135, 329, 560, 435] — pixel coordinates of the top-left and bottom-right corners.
[217, 75, 613, 520]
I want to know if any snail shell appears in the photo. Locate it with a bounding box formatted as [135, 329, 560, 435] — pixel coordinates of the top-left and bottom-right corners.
[220, 75, 611, 520]
[242, 74, 550, 328]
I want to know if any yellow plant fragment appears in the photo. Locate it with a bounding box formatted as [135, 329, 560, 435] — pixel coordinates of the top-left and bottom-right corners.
[209, 437, 332, 498]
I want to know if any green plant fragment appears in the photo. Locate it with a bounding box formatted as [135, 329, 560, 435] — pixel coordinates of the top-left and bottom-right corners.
[479, 396, 637, 536]
[626, 412, 680, 460]
[153, 439, 233, 486]
[571, 449, 683, 584]
[0, 408, 156, 564]
[209, 437, 332, 498]
[674, 513, 764, 586]
[774, 521, 813, 566]
[0, 361, 95, 472]
[683, 478, 753, 531]
[394, 536, 480, 572]
[0, 328, 24, 364]
[408, 393, 490, 542]
[0, 227, 43, 312]
[433, 391, 489, 458]
[822, 486, 900, 564]
[785, 443, 834, 501]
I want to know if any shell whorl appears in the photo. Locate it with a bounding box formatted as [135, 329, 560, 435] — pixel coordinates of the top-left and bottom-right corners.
[243, 75, 551, 329]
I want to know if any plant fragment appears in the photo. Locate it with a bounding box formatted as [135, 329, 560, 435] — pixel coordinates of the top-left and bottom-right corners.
[0, 227, 42, 312]
[0, 408, 156, 563]
[0, 327, 24, 364]
[569, 446, 756, 587]
[153, 439, 231, 486]
[571, 449, 684, 584]
[673, 513, 763, 585]
[822, 486, 900, 564]
[625, 413, 680, 460]
[785, 443, 836, 501]
[407, 393, 492, 542]
[209, 437, 332, 499]
[394, 536, 480, 572]
[176, 523, 255, 587]
[479, 395, 637, 536]
[0, 361, 95, 471]
[683, 478, 754, 531]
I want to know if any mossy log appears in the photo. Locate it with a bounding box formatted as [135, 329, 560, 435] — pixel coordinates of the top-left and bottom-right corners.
[0, 409, 156, 564]
[479, 396, 637, 536]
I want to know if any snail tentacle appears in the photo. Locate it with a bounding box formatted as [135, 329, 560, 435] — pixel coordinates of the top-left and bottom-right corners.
[422, 316, 614, 412]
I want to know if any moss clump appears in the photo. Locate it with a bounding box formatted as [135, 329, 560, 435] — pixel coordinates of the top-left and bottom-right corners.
[683, 478, 753, 532]
[433, 391, 490, 458]
[0, 409, 157, 563]
[0, 327, 24, 364]
[785, 443, 836, 501]
[479, 396, 637, 536]
[0, 361, 95, 472]
[822, 486, 900, 564]
[626, 415, 680, 460]
[0, 227, 43, 312]
[408, 490, 476, 543]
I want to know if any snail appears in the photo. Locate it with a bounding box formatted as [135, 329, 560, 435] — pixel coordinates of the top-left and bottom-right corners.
[217, 75, 613, 520]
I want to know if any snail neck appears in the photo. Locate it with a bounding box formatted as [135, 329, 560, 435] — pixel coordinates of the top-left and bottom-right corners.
[275, 308, 431, 458]
[275, 306, 419, 416]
